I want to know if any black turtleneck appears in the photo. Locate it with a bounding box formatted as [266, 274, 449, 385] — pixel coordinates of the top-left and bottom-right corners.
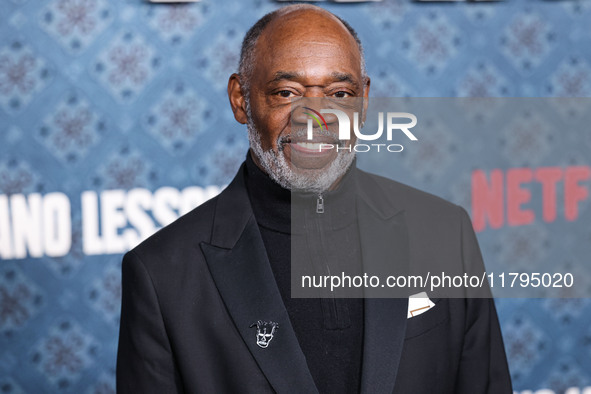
[244, 153, 364, 394]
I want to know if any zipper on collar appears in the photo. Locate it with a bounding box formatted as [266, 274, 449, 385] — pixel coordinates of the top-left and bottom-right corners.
[316, 193, 324, 214]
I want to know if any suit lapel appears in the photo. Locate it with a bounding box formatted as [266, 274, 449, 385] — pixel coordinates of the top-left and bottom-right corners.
[200, 166, 318, 394]
[356, 180, 410, 394]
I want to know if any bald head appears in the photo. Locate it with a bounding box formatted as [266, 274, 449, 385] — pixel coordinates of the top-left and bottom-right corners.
[238, 5, 367, 94]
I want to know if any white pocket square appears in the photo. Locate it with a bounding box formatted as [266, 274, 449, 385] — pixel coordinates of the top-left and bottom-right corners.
[407, 292, 436, 318]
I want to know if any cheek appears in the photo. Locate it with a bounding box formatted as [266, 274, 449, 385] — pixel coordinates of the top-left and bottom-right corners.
[252, 111, 290, 149]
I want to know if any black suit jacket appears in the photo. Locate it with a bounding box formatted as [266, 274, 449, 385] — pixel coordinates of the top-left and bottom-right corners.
[117, 163, 512, 393]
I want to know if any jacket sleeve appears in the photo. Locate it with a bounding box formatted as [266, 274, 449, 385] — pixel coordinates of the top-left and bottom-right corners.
[455, 208, 513, 393]
[116, 250, 183, 393]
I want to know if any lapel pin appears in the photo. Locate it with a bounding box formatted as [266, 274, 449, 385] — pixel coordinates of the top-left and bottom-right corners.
[250, 320, 279, 349]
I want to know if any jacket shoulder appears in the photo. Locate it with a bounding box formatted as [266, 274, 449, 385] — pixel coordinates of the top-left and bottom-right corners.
[357, 169, 464, 218]
[128, 193, 219, 263]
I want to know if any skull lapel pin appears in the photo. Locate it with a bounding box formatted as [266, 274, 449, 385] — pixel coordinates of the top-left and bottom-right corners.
[250, 320, 279, 349]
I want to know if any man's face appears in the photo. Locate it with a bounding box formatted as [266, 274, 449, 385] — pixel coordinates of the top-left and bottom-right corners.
[229, 9, 370, 192]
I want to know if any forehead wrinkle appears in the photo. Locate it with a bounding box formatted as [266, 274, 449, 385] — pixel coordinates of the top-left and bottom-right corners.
[301, 39, 345, 47]
[264, 32, 361, 65]
[270, 34, 358, 56]
[267, 71, 304, 84]
[259, 42, 361, 73]
[266, 71, 358, 87]
[331, 72, 356, 84]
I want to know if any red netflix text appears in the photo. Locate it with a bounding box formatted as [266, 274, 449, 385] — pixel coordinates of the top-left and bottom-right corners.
[471, 166, 591, 232]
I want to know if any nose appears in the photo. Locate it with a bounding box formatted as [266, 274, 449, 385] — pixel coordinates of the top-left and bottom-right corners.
[291, 99, 339, 128]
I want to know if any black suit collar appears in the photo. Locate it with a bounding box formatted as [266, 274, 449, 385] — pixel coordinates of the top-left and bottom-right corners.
[202, 164, 319, 393]
[354, 171, 410, 392]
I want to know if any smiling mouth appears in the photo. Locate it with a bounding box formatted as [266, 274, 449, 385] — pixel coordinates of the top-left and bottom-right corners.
[280, 132, 342, 154]
[278, 132, 344, 170]
[291, 141, 335, 153]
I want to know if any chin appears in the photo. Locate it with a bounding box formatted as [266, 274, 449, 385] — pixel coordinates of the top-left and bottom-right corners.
[247, 121, 355, 193]
[257, 147, 354, 193]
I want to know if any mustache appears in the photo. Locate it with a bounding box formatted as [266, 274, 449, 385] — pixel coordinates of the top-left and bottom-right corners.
[278, 128, 345, 148]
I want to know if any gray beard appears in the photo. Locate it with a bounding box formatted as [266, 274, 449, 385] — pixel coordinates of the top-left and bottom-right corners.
[247, 119, 355, 193]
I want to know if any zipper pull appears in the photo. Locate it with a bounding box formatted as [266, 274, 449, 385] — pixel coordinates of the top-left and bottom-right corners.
[316, 193, 324, 214]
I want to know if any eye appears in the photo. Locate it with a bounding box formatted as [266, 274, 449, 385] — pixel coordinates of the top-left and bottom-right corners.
[276, 90, 295, 98]
[333, 91, 352, 98]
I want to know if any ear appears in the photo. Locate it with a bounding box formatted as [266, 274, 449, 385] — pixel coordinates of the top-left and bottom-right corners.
[361, 77, 371, 123]
[363, 77, 371, 99]
[228, 73, 249, 125]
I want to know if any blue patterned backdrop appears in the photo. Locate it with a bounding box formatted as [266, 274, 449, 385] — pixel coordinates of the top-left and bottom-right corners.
[1, 0, 591, 392]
